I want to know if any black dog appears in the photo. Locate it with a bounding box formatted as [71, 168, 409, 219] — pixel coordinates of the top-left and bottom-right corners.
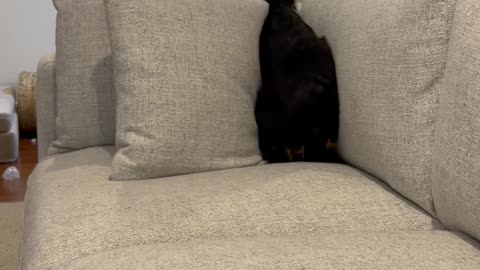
[255, 0, 340, 163]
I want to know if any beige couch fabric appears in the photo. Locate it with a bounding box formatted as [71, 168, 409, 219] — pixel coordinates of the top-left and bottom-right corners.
[35, 54, 57, 160]
[433, 0, 480, 241]
[21, 147, 441, 269]
[50, 0, 115, 154]
[64, 231, 480, 270]
[105, 0, 267, 179]
[299, 0, 455, 215]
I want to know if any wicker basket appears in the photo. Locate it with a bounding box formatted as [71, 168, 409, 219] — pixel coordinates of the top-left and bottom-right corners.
[17, 71, 37, 136]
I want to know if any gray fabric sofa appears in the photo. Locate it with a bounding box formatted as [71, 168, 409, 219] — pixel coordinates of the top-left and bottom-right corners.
[21, 0, 480, 269]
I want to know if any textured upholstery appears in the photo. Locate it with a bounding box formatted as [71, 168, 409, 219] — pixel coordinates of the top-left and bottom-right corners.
[50, 0, 115, 154]
[105, 0, 267, 179]
[64, 231, 480, 270]
[21, 147, 441, 269]
[35, 54, 56, 160]
[299, 0, 455, 215]
[433, 0, 480, 241]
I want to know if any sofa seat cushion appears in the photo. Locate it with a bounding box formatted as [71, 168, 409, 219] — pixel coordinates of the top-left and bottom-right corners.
[21, 147, 441, 269]
[66, 231, 480, 269]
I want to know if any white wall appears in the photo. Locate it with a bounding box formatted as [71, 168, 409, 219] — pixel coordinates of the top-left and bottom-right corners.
[0, 0, 56, 86]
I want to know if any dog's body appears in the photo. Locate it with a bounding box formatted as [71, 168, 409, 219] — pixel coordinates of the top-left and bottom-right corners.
[256, 0, 340, 163]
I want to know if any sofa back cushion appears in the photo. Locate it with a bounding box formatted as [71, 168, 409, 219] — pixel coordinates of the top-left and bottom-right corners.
[433, 0, 480, 241]
[300, 0, 455, 214]
[50, 0, 115, 154]
[35, 54, 57, 159]
[106, 0, 267, 180]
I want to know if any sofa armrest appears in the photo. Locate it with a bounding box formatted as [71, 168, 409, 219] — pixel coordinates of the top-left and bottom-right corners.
[36, 54, 57, 160]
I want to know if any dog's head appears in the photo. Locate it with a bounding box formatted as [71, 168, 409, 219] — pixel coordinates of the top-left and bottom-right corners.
[265, 0, 302, 11]
[265, 0, 296, 8]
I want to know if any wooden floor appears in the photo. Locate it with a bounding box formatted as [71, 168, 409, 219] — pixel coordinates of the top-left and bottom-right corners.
[0, 139, 38, 202]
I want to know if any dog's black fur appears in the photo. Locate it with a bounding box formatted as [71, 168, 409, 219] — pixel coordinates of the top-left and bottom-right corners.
[256, 0, 340, 163]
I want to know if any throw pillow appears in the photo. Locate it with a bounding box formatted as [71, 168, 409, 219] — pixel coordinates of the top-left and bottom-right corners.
[105, 0, 268, 180]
